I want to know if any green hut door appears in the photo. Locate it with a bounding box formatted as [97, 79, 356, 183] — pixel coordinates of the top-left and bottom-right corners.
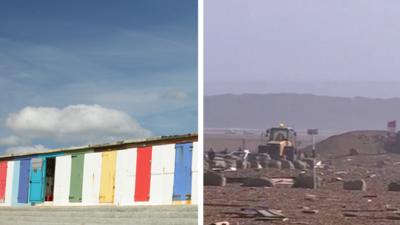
[69, 153, 84, 202]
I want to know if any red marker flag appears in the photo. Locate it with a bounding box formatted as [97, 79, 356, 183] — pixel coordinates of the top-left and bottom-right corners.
[388, 120, 396, 133]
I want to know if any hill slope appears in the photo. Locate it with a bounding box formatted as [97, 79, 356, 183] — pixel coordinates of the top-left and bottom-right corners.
[301, 130, 388, 157]
[205, 93, 400, 130]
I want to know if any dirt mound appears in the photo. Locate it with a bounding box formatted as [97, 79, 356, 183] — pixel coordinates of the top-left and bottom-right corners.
[301, 130, 388, 157]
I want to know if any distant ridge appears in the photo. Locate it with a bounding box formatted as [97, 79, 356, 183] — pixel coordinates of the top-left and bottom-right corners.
[205, 93, 400, 130]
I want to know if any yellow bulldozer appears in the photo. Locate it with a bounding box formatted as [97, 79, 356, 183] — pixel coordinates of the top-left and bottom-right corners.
[258, 124, 297, 161]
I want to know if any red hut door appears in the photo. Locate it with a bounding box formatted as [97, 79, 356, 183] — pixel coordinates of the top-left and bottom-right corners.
[0, 161, 8, 202]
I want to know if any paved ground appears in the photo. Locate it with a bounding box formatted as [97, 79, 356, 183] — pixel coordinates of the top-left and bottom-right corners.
[0, 205, 197, 225]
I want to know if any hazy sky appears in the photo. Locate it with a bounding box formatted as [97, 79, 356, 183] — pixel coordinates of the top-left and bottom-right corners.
[0, 0, 197, 153]
[205, 1, 400, 96]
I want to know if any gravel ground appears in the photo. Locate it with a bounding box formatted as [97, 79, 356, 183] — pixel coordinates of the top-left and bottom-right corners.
[205, 153, 400, 225]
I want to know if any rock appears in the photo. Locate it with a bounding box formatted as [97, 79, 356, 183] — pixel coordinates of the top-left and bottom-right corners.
[259, 159, 269, 168]
[304, 194, 317, 201]
[213, 160, 227, 169]
[281, 160, 295, 170]
[292, 174, 320, 189]
[388, 181, 400, 192]
[210, 222, 229, 225]
[376, 160, 388, 168]
[242, 177, 274, 187]
[349, 148, 360, 156]
[303, 158, 315, 168]
[268, 160, 282, 169]
[293, 160, 307, 170]
[258, 153, 271, 160]
[204, 171, 226, 186]
[343, 179, 366, 191]
[236, 159, 248, 169]
[249, 160, 261, 169]
[302, 209, 319, 214]
[225, 159, 237, 168]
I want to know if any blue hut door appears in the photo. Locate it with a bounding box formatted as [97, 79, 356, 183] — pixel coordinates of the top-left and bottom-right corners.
[172, 143, 193, 202]
[18, 159, 31, 203]
[29, 158, 46, 203]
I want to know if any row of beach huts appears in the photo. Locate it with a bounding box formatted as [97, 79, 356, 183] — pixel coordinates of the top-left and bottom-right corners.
[0, 134, 198, 206]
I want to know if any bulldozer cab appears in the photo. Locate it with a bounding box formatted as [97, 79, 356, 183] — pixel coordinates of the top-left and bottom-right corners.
[267, 127, 296, 143]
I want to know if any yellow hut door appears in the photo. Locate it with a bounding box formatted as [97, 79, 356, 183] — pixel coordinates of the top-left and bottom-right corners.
[99, 151, 117, 203]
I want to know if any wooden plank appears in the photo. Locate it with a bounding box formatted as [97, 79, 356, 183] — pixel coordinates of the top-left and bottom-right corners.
[149, 144, 175, 205]
[53, 155, 71, 206]
[0, 161, 8, 202]
[99, 151, 117, 203]
[134, 147, 152, 202]
[82, 152, 102, 205]
[114, 148, 136, 205]
[69, 153, 84, 202]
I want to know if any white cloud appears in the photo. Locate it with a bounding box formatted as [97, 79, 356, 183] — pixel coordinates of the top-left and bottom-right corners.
[0, 136, 28, 146]
[5, 104, 152, 144]
[162, 89, 190, 100]
[5, 145, 48, 154]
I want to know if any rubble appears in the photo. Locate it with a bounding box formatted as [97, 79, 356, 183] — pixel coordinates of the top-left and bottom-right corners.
[293, 160, 308, 170]
[349, 148, 360, 156]
[204, 171, 226, 186]
[292, 174, 321, 189]
[242, 177, 274, 187]
[281, 159, 295, 170]
[343, 179, 367, 191]
[388, 180, 400, 192]
[267, 160, 281, 169]
[210, 222, 229, 225]
[205, 130, 400, 225]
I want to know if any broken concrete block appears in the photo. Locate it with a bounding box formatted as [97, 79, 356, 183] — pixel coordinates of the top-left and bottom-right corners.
[292, 174, 321, 189]
[242, 177, 274, 187]
[249, 160, 260, 169]
[268, 160, 281, 169]
[213, 160, 227, 169]
[303, 158, 315, 168]
[204, 171, 226, 186]
[343, 179, 366, 191]
[388, 181, 400, 192]
[236, 159, 248, 169]
[259, 159, 268, 168]
[349, 148, 359, 156]
[281, 160, 295, 170]
[293, 160, 307, 170]
[210, 222, 229, 225]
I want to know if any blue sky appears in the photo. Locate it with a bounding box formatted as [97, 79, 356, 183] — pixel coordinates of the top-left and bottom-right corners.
[0, 0, 197, 152]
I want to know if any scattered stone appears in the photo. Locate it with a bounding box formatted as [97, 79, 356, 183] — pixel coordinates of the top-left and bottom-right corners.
[385, 204, 399, 211]
[302, 209, 319, 214]
[259, 159, 268, 168]
[388, 181, 400, 192]
[213, 160, 227, 169]
[335, 171, 348, 175]
[268, 160, 282, 169]
[242, 177, 274, 187]
[343, 179, 367, 191]
[303, 158, 315, 168]
[349, 148, 360, 156]
[292, 174, 321, 189]
[210, 222, 229, 225]
[376, 160, 388, 168]
[304, 194, 317, 201]
[293, 160, 307, 170]
[249, 160, 261, 169]
[335, 177, 344, 181]
[236, 160, 248, 169]
[281, 160, 295, 170]
[204, 171, 226, 186]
